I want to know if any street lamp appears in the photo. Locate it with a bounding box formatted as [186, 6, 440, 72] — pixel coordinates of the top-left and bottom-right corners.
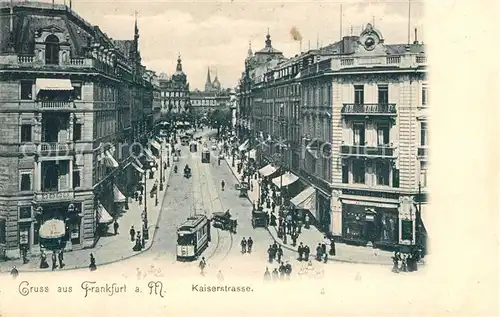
[159, 143, 164, 191]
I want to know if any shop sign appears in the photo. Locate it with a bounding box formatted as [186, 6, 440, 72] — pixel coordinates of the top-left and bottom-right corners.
[342, 189, 399, 200]
[35, 191, 74, 201]
[19, 229, 29, 245]
[71, 230, 79, 239]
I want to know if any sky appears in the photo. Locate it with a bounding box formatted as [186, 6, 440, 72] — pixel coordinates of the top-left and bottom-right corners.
[28, 0, 424, 90]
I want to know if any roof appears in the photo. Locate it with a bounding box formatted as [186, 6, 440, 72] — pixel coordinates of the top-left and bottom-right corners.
[113, 40, 134, 58]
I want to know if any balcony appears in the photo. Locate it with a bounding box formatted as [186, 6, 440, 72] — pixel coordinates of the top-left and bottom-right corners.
[37, 100, 75, 110]
[417, 146, 428, 158]
[341, 145, 395, 158]
[341, 104, 397, 116]
[34, 190, 75, 202]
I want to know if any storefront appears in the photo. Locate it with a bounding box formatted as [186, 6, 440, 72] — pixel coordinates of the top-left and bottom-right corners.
[113, 185, 127, 214]
[341, 202, 399, 248]
[316, 192, 331, 233]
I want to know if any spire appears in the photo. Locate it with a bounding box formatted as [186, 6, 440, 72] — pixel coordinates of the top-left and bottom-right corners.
[214, 68, 218, 80]
[265, 29, 272, 48]
[205, 66, 212, 86]
[134, 11, 139, 40]
[176, 53, 182, 72]
[247, 41, 253, 57]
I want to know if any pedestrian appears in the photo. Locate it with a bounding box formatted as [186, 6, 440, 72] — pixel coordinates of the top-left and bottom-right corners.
[316, 243, 323, 261]
[39, 251, 49, 269]
[304, 214, 310, 229]
[247, 237, 253, 253]
[130, 226, 135, 242]
[138, 194, 143, 205]
[240, 237, 247, 254]
[297, 220, 302, 234]
[199, 257, 206, 275]
[304, 245, 310, 262]
[89, 253, 97, 271]
[323, 251, 328, 263]
[58, 250, 64, 269]
[51, 251, 57, 271]
[113, 220, 119, 235]
[217, 270, 224, 282]
[285, 261, 292, 279]
[221, 180, 225, 191]
[264, 267, 271, 281]
[267, 245, 274, 263]
[298, 242, 304, 261]
[291, 232, 298, 247]
[134, 191, 139, 201]
[272, 268, 279, 281]
[276, 246, 283, 263]
[10, 265, 19, 279]
[270, 213, 277, 226]
[278, 262, 286, 280]
[391, 252, 400, 273]
[271, 201, 276, 212]
[330, 240, 336, 256]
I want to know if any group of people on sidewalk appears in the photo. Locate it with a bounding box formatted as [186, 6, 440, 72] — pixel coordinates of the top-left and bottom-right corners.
[391, 250, 421, 273]
[263, 261, 293, 281]
[240, 237, 253, 254]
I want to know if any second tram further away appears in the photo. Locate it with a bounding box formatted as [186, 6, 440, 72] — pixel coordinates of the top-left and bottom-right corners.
[176, 214, 211, 261]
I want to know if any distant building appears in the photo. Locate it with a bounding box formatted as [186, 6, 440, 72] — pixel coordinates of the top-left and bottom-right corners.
[204, 67, 222, 93]
[158, 55, 190, 114]
[189, 67, 230, 116]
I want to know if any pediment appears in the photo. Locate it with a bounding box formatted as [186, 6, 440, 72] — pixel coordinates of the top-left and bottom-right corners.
[38, 25, 66, 34]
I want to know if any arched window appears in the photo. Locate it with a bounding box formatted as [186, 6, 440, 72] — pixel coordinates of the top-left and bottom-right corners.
[45, 34, 60, 65]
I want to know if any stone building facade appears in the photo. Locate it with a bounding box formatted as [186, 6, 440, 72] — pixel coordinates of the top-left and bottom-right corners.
[158, 55, 190, 115]
[0, 2, 156, 258]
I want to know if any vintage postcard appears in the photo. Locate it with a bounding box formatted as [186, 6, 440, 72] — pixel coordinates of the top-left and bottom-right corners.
[0, 0, 497, 316]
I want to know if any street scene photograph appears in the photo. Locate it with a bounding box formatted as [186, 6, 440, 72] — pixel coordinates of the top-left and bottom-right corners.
[0, 0, 467, 314]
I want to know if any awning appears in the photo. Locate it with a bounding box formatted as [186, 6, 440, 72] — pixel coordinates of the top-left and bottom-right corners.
[36, 78, 73, 95]
[98, 203, 114, 224]
[104, 151, 119, 168]
[150, 140, 161, 151]
[248, 149, 257, 160]
[238, 140, 249, 151]
[39, 219, 66, 239]
[272, 172, 299, 188]
[259, 164, 277, 177]
[143, 148, 155, 161]
[134, 158, 143, 168]
[290, 186, 316, 210]
[113, 185, 126, 203]
[131, 162, 145, 174]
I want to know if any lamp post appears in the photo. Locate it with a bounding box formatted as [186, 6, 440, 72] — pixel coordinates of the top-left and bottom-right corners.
[159, 143, 164, 191]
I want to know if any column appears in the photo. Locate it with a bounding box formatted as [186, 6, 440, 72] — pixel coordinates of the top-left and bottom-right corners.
[330, 189, 342, 236]
[34, 161, 41, 192]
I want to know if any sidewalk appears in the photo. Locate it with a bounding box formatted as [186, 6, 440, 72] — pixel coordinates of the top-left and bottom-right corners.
[0, 145, 173, 273]
[224, 153, 393, 265]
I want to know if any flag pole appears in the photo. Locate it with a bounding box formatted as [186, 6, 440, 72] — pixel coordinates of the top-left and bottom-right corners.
[407, 0, 411, 44]
[339, 4, 343, 40]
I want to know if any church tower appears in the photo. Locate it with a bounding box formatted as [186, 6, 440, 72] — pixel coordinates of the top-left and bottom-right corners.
[204, 67, 212, 92]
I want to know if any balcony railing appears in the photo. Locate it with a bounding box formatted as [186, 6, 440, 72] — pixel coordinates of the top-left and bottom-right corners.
[341, 104, 397, 116]
[340, 145, 395, 158]
[417, 146, 428, 157]
[37, 101, 74, 109]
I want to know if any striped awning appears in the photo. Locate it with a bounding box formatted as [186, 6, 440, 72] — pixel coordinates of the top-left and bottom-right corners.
[98, 203, 113, 224]
[290, 186, 316, 210]
[36, 78, 73, 95]
[39, 219, 66, 239]
[150, 140, 161, 151]
[238, 140, 249, 151]
[272, 172, 299, 188]
[131, 162, 144, 174]
[248, 149, 257, 160]
[259, 164, 277, 177]
[113, 185, 126, 203]
[143, 148, 155, 161]
[104, 151, 119, 168]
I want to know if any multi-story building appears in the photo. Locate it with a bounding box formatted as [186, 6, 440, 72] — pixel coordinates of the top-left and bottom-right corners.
[190, 89, 231, 116]
[239, 24, 427, 251]
[0, 2, 157, 258]
[158, 56, 190, 114]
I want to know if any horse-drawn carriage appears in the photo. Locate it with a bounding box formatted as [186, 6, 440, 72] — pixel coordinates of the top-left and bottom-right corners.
[184, 165, 192, 178]
[211, 210, 237, 233]
[251, 209, 268, 228]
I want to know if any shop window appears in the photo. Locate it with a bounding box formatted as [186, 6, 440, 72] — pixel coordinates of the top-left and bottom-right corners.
[19, 207, 32, 219]
[420, 161, 428, 188]
[401, 220, 413, 241]
[420, 122, 428, 146]
[33, 221, 39, 245]
[45, 34, 60, 65]
[20, 172, 32, 191]
[352, 159, 365, 184]
[342, 164, 349, 183]
[354, 85, 364, 104]
[392, 168, 400, 188]
[20, 124, 32, 142]
[0, 219, 6, 244]
[379, 213, 398, 243]
[18, 225, 30, 246]
[21, 81, 33, 100]
[73, 170, 81, 188]
[376, 161, 390, 186]
[353, 123, 365, 145]
[378, 85, 389, 104]
[73, 123, 82, 141]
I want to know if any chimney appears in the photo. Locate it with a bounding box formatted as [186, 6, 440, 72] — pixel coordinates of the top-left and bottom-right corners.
[413, 28, 419, 44]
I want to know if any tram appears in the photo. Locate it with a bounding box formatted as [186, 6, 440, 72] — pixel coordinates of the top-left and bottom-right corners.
[201, 146, 210, 163]
[176, 214, 211, 261]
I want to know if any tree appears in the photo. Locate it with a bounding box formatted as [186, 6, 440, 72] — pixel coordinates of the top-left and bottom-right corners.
[208, 107, 232, 137]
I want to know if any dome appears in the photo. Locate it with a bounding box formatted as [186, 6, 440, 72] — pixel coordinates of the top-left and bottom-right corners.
[172, 54, 186, 82]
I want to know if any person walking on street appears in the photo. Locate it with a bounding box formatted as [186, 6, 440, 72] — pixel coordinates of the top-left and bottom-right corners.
[58, 250, 64, 269]
[267, 245, 274, 263]
[278, 262, 286, 280]
[272, 268, 279, 281]
[276, 246, 283, 263]
[304, 214, 310, 229]
[330, 239, 336, 256]
[51, 251, 57, 271]
[221, 180, 225, 191]
[113, 220, 119, 235]
[247, 237, 253, 253]
[39, 251, 49, 269]
[285, 262, 292, 280]
[316, 243, 323, 261]
[304, 244, 311, 262]
[199, 257, 207, 275]
[10, 265, 19, 279]
[240, 237, 247, 254]
[264, 267, 271, 281]
[298, 242, 304, 261]
[291, 231, 298, 247]
[138, 194, 143, 205]
[217, 270, 224, 282]
[130, 226, 135, 242]
[89, 253, 97, 271]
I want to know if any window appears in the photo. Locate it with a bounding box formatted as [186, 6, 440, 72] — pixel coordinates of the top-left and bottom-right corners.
[73, 170, 81, 188]
[20, 172, 31, 191]
[377, 124, 390, 145]
[392, 168, 400, 188]
[420, 122, 428, 146]
[45, 34, 60, 65]
[19, 207, 32, 219]
[422, 84, 428, 106]
[0, 219, 6, 244]
[401, 220, 413, 241]
[21, 81, 33, 100]
[420, 161, 428, 188]
[342, 163, 349, 183]
[352, 159, 365, 184]
[376, 161, 390, 186]
[354, 85, 364, 104]
[73, 84, 82, 100]
[73, 123, 82, 141]
[378, 85, 389, 104]
[353, 123, 365, 145]
[20, 124, 32, 142]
